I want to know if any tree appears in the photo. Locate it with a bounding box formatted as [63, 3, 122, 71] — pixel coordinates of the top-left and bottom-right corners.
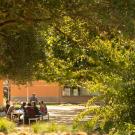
[1, 1, 135, 133]
[1, 0, 135, 82]
[0, 27, 46, 83]
[36, 1, 135, 134]
[40, 24, 135, 134]
[0, 0, 54, 82]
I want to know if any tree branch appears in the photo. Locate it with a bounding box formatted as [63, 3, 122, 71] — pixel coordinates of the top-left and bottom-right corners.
[0, 20, 16, 27]
[0, 32, 8, 38]
[0, 17, 52, 28]
[54, 26, 78, 45]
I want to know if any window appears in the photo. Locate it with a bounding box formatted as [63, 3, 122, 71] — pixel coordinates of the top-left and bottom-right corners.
[79, 87, 90, 96]
[62, 87, 71, 96]
[73, 88, 79, 96]
[62, 86, 90, 96]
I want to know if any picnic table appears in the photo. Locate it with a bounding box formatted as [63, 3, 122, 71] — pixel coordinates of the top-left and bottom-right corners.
[11, 109, 49, 125]
[11, 109, 24, 124]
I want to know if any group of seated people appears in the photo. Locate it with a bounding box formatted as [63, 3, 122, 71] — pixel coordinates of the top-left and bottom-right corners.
[5, 100, 48, 124]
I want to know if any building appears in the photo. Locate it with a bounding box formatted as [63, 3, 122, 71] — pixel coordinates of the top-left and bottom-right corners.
[0, 80, 3, 105]
[11, 80, 91, 103]
[0, 80, 91, 104]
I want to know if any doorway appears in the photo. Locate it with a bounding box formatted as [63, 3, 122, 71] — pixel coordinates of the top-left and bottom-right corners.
[3, 80, 10, 101]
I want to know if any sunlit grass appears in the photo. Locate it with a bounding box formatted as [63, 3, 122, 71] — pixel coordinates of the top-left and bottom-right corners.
[0, 118, 16, 133]
[31, 122, 80, 134]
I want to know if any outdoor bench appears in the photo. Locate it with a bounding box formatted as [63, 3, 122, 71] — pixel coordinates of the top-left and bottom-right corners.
[42, 112, 49, 120]
[28, 113, 49, 125]
[28, 117, 39, 125]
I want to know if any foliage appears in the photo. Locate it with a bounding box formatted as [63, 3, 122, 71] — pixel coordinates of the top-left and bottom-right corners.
[0, 27, 46, 83]
[0, 106, 5, 112]
[0, 118, 16, 133]
[1, 0, 135, 83]
[38, 7, 135, 134]
[70, 36, 135, 134]
[1, 0, 135, 134]
[31, 122, 75, 133]
[0, 0, 52, 83]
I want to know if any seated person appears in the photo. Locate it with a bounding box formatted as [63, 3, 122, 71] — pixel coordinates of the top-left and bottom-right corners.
[25, 103, 36, 118]
[24, 103, 36, 124]
[20, 102, 26, 110]
[31, 101, 41, 116]
[39, 101, 48, 115]
[7, 103, 15, 119]
[20, 102, 26, 121]
[5, 100, 10, 114]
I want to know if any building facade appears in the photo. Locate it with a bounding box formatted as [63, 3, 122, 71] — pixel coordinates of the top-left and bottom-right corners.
[10, 80, 91, 104]
[0, 80, 3, 105]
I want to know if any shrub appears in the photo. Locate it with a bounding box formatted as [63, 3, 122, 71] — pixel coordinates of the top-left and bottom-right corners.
[0, 106, 5, 112]
[32, 122, 76, 134]
[0, 118, 16, 133]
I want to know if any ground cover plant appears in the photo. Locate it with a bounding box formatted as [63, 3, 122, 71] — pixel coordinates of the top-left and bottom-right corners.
[31, 122, 79, 134]
[0, 118, 16, 134]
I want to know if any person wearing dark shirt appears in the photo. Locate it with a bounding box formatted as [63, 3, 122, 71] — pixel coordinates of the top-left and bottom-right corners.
[21, 102, 26, 110]
[26, 103, 36, 118]
[32, 101, 41, 115]
[5, 100, 10, 114]
[23, 102, 35, 124]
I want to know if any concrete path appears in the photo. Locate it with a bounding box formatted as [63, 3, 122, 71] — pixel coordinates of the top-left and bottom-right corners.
[15, 105, 92, 134]
[47, 105, 90, 125]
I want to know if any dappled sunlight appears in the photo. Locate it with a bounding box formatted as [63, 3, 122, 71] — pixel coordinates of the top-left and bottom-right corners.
[47, 105, 91, 125]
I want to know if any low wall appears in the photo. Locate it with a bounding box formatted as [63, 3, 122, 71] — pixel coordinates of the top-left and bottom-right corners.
[11, 96, 92, 104]
[59, 96, 92, 103]
[11, 96, 60, 103]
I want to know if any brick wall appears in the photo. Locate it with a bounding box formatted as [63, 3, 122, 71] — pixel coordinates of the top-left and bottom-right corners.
[0, 80, 3, 105]
[11, 81, 61, 97]
[10, 80, 92, 104]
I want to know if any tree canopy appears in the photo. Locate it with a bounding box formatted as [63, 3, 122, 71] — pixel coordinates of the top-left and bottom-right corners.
[1, 0, 135, 82]
[1, 0, 135, 133]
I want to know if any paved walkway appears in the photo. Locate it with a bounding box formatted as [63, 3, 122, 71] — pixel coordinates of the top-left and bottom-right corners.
[15, 105, 92, 134]
[47, 105, 90, 125]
